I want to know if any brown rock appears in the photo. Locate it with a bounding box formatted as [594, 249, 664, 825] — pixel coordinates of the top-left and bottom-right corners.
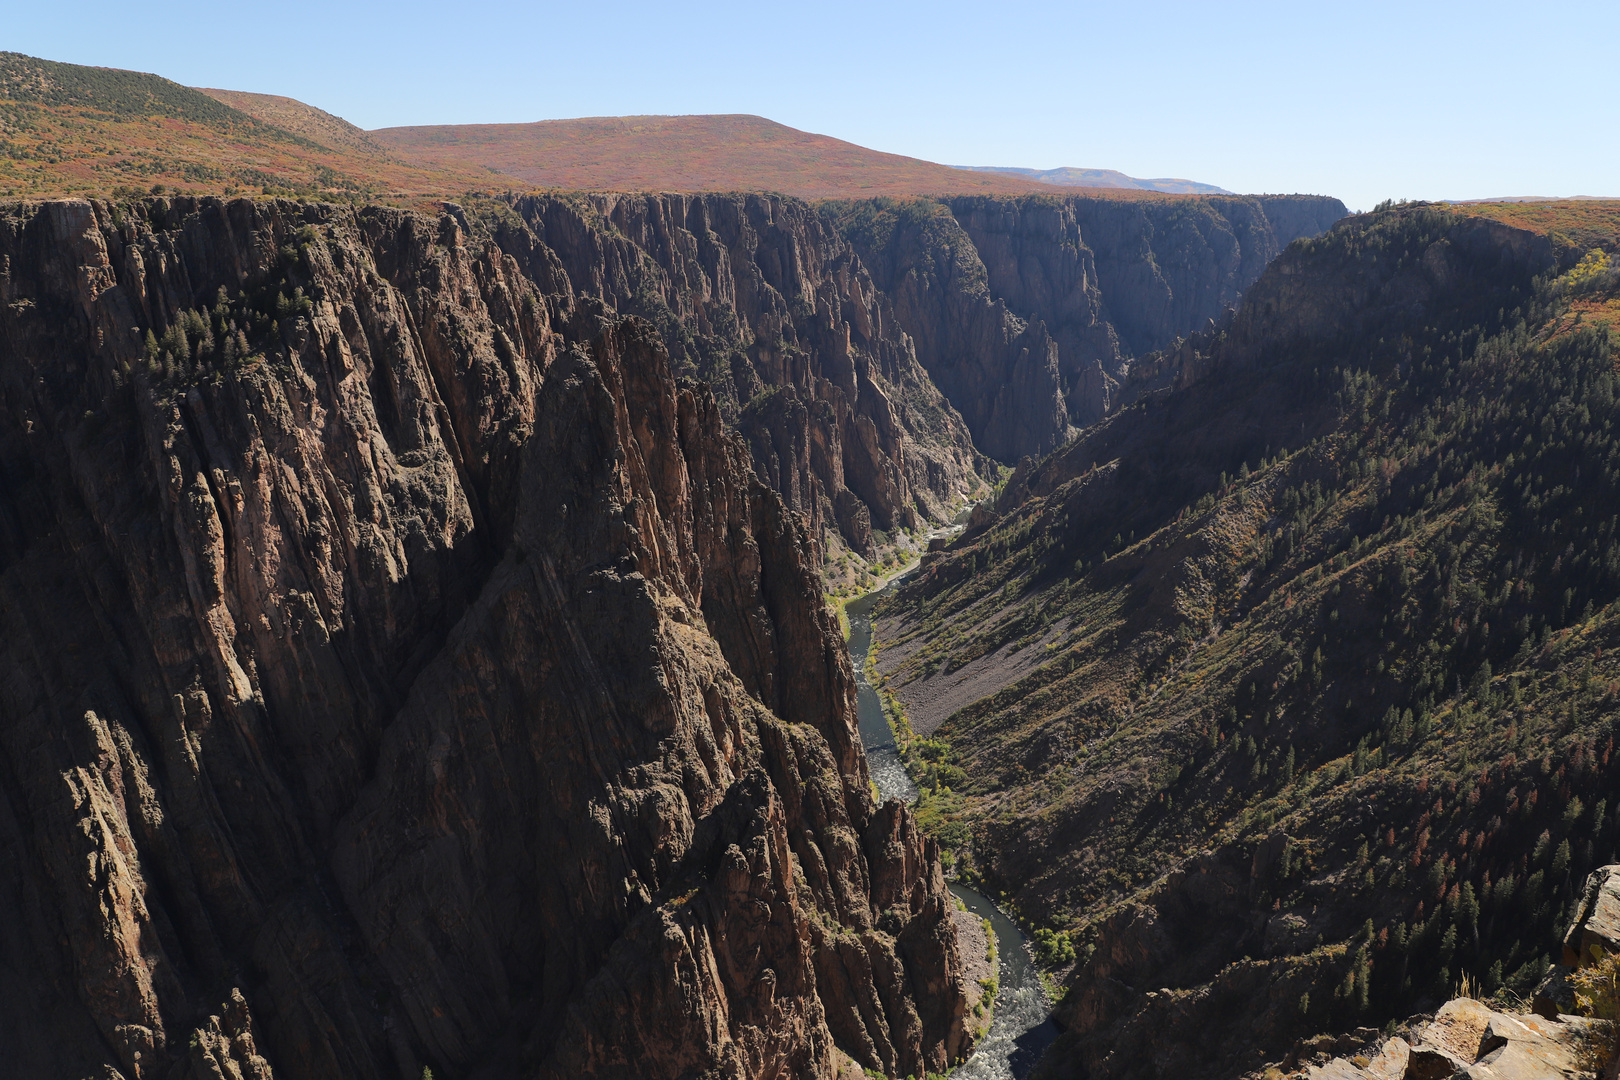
[832, 193, 1345, 461]
[501, 192, 993, 550]
[1532, 967, 1577, 1020]
[1418, 998, 1495, 1063]
[1300, 1003, 1595, 1080]
[1404, 1043, 1471, 1079]
[1563, 864, 1620, 967]
[1365, 1037, 1412, 1080]
[0, 196, 971, 1080]
[1460, 1040, 1581, 1080]
[186, 990, 274, 1080]
[1408, 1000, 1590, 1080]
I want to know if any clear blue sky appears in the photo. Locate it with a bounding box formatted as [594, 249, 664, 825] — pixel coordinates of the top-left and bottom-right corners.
[10, 0, 1617, 210]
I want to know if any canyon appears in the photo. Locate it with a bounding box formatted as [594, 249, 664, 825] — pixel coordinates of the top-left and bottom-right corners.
[0, 195, 973, 1080]
[828, 192, 1346, 459]
[479, 187, 1347, 552]
[870, 202, 1620, 1079]
[0, 180, 1353, 1078]
[33, 47, 1620, 1080]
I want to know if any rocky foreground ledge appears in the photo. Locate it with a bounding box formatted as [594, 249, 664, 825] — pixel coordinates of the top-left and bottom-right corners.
[1276, 998, 1598, 1080]
[1258, 865, 1620, 1080]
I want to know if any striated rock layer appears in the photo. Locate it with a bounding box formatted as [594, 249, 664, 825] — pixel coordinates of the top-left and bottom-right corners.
[0, 196, 971, 1080]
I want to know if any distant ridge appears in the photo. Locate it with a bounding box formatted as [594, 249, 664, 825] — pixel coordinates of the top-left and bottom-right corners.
[197, 87, 393, 158]
[957, 164, 1231, 195]
[1452, 195, 1617, 203]
[0, 50, 1304, 207]
[370, 114, 1172, 201]
[0, 51, 491, 198]
[1444, 198, 1620, 255]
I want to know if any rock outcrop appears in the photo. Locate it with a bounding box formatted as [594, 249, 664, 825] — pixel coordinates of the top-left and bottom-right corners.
[0, 196, 971, 1079]
[1276, 998, 1599, 1080]
[1263, 870, 1620, 1078]
[1563, 864, 1620, 967]
[829, 198, 1081, 463]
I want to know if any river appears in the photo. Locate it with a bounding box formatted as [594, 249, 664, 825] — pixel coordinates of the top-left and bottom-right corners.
[845, 579, 1060, 1080]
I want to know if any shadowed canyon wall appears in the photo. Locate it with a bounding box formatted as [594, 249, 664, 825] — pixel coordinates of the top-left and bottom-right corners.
[0, 196, 971, 1080]
[829, 193, 1347, 461]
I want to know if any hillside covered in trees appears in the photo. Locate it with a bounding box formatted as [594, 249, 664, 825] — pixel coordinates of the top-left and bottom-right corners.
[870, 203, 1620, 1078]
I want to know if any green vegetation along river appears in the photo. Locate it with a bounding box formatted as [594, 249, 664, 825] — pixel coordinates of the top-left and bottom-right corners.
[846, 580, 1059, 1080]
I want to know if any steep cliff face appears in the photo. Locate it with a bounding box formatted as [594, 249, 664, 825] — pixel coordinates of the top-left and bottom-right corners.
[831, 193, 1348, 461]
[488, 192, 992, 555]
[827, 199, 1082, 463]
[0, 196, 971, 1080]
[1253, 195, 1360, 250]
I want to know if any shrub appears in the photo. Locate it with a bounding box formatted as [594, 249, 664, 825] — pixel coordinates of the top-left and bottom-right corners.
[1573, 946, 1620, 1072]
[1033, 927, 1076, 966]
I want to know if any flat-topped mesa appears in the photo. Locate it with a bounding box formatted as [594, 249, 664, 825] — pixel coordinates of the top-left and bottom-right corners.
[0, 195, 972, 1080]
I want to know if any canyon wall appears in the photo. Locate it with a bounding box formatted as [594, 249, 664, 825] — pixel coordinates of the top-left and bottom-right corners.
[829, 193, 1348, 461]
[0, 196, 971, 1080]
[0, 184, 1356, 1080]
[491, 193, 993, 555]
[474, 191, 1345, 505]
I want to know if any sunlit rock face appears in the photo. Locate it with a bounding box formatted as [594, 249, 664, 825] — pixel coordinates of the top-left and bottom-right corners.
[0, 195, 972, 1080]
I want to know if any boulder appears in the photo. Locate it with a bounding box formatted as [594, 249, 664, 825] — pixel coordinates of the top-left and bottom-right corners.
[1300, 1000, 1593, 1080]
[1477, 1012, 1537, 1058]
[1420, 998, 1496, 1062]
[1461, 1042, 1564, 1080]
[1532, 966, 1577, 1019]
[1455, 1014, 1598, 1079]
[1355, 1037, 1410, 1080]
[1563, 864, 1620, 967]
